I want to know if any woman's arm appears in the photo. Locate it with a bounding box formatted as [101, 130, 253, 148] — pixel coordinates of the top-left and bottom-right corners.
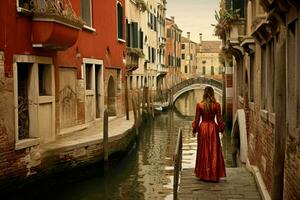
[192, 103, 201, 134]
[216, 103, 225, 133]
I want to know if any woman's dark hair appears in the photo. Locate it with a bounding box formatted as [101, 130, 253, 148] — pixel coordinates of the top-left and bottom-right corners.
[202, 86, 216, 112]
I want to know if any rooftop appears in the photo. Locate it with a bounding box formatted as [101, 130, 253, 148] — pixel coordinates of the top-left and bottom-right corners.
[197, 41, 222, 53]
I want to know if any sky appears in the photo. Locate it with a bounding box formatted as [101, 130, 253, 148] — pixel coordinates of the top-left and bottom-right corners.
[166, 0, 220, 42]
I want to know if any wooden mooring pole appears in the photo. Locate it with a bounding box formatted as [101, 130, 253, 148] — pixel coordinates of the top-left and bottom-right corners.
[103, 109, 109, 163]
[132, 93, 139, 136]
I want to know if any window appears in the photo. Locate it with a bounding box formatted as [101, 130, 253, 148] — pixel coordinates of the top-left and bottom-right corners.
[141, 76, 144, 87]
[219, 66, 223, 74]
[152, 76, 155, 87]
[15, 58, 55, 146]
[129, 76, 133, 90]
[167, 29, 171, 38]
[233, 0, 245, 18]
[85, 64, 93, 90]
[148, 46, 151, 61]
[181, 44, 185, 49]
[202, 66, 206, 75]
[139, 29, 144, 49]
[250, 53, 255, 102]
[117, 2, 123, 39]
[190, 54, 193, 60]
[153, 16, 157, 31]
[38, 64, 52, 96]
[17, 63, 31, 140]
[80, 0, 92, 27]
[126, 20, 130, 47]
[267, 40, 275, 112]
[185, 65, 188, 73]
[136, 76, 139, 88]
[211, 66, 214, 75]
[261, 44, 267, 109]
[131, 22, 138, 48]
[152, 48, 155, 63]
[18, 0, 33, 10]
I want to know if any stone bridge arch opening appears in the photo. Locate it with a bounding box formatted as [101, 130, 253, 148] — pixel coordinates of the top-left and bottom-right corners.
[172, 83, 223, 105]
[167, 77, 224, 106]
[231, 109, 248, 167]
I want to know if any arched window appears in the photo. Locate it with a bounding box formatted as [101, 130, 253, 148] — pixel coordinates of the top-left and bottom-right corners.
[117, 2, 123, 39]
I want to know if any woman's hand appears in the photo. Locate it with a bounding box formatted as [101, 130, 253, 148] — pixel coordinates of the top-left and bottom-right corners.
[192, 132, 196, 137]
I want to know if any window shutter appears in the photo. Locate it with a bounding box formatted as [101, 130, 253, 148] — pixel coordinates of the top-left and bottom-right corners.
[117, 3, 123, 39]
[139, 29, 143, 49]
[126, 20, 130, 47]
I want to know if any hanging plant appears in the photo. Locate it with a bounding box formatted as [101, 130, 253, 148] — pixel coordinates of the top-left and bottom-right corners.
[211, 9, 234, 40]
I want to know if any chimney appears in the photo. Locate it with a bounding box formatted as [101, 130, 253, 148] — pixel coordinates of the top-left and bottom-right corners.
[199, 33, 202, 45]
[187, 32, 190, 40]
[171, 16, 175, 21]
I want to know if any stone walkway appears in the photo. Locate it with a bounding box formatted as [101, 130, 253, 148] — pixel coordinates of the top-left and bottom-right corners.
[40, 112, 135, 154]
[178, 168, 261, 200]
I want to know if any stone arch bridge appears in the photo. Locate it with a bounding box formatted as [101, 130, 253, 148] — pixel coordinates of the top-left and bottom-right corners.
[158, 77, 223, 106]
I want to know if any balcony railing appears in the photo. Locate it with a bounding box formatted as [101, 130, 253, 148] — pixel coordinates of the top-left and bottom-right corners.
[26, 0, 84, 50]
[32, 0, 84, 28]
[126, 47, 144, 72]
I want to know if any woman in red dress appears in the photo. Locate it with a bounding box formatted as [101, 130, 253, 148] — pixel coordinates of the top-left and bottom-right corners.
[192, 86, 226, 182]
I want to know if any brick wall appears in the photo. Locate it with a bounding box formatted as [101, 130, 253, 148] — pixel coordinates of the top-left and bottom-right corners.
[0, 52, 32, 189]
[283, 134, 300, 200]
[247, 110, 274, 193]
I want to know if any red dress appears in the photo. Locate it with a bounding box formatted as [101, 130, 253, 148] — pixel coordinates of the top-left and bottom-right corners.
[192, 102, 226, 181]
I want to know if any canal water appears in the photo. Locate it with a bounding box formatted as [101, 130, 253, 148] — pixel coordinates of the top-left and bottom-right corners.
[11, 89, 231, 200]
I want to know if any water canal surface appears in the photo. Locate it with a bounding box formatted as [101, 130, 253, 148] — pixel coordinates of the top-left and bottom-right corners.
[12, 89, 231, 200]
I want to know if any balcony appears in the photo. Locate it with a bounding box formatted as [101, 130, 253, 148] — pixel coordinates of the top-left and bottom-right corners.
[29, 0, 84, 50]
[126, 47, 144, 72]
[157, 64, 168, 75]
[135, 0, 148, 12]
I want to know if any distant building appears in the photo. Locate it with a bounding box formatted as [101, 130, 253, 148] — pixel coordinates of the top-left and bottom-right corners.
[125, 0, 167, 93]
[196, 38, 223, 80]
[181, 35, 197, 79]
[165, 16, 182, 88]
[125, 0, 147, 91]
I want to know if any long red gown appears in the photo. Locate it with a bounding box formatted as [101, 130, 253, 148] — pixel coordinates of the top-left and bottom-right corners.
[192, 102, 226, 181]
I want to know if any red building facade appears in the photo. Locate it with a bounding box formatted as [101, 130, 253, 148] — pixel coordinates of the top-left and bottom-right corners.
[0, 0, 126, 187]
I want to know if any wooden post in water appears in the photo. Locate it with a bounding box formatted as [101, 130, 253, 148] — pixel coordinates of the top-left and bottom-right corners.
[150, 95, 154, 118]
[132, 93, 139, 136]
[146, 87, 150, 115]
[142, 87, 146, 110]
[125, 75, 129, 120]
[137, 91, 141, 126]
[103, 109, 109, 162]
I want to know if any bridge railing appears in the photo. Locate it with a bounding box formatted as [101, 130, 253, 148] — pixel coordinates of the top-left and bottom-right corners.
[173, 128, 183, 200]
[170, 77, 223, 95]
[155, 77, 223, 105]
